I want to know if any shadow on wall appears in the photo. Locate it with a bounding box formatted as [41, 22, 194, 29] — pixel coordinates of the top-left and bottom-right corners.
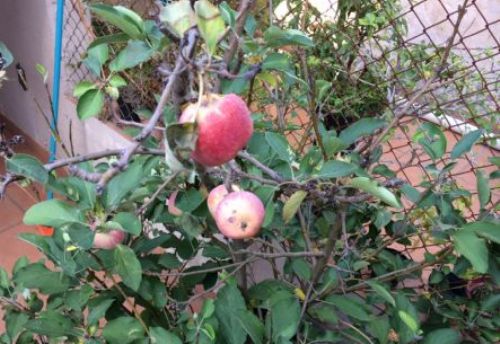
[0, 0, 55, 148]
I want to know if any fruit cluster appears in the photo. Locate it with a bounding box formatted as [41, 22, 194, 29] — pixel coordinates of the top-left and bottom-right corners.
[90, 94, 263, 249]
[182, 93, 264, 240]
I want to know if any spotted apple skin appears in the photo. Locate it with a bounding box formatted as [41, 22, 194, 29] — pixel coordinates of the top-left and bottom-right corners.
[93, 230, 125, 250]
[179, 94, 253, 167]
[214, 191, 265, 239]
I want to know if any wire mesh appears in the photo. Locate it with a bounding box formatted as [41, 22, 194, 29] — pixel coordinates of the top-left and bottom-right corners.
[61, 0, 498, 219]
[53, 0, 499, 312]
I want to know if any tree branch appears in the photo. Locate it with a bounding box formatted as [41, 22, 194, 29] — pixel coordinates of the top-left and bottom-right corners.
[95, 28, 199, 193]
[362, 0, 469, 153]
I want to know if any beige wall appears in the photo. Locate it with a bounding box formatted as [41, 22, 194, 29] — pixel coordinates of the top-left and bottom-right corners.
[0, 0, 129, 159]
[0, 0, 55, 149]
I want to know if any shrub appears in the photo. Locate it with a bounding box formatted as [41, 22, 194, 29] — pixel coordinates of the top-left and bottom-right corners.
[0, 1, 498, 343]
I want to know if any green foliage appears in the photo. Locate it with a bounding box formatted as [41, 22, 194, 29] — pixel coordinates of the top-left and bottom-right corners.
[1, 1, 498, 343]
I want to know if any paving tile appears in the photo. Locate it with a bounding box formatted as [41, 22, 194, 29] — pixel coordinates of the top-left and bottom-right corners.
[5, 184, 39, 212]
[0, 198, 23, 233]
[0, 224, 42, 273]
[0, 224, 43, 333]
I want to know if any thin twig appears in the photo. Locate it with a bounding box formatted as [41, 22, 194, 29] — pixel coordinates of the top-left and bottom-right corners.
[90, 252, 149, 334]
[95, 28, 199, 193]
[363, 0, 469, 153]
[136, 172, 180, 215]
[299, 208, 344, 322]
[214, 0, 255, 92]
[237, 150, 284, 182]
[297, 0, 327, 160]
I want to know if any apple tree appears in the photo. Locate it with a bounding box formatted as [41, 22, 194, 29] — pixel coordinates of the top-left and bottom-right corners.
[0, 1, 499, 343]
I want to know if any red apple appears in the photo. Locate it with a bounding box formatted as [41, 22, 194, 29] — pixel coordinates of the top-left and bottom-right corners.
[214, 190, 265, 239]
[207, 185, 229, 217]
[93, 230, 125, 250]
[179, 93, 253, 166]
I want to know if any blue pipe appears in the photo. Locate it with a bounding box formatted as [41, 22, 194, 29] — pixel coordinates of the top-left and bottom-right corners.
[48, 0, 65, 198]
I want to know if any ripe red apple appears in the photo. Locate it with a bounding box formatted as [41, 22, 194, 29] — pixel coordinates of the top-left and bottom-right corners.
[179, 93, 253, 166]
[214, 190, 265, 239]
[207, 184, 229, 217]
[93, 230, 125, 250]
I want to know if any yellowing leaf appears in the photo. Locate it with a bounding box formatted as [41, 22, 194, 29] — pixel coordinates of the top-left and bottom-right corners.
[194, 0, 226, 55]
[283, 190, 307, 223]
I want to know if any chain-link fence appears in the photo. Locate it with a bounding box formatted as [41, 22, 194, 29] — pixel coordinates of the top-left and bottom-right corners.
[277, 0, 499, 216]
[62, 0, 498, 224]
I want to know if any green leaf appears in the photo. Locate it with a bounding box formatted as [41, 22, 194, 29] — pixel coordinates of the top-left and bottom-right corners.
[0, 267, 8, 289]
[264, 26, 314, 48]
[6, 154, 48, 184]
[282, 190, 307, 224]
[88, 33, 130, 49]
[166, 122, 197, 169]
[398, 310, 419, 333]
[0, 41, 14, 67]
[326, 295, 371, 321]
[235, 310, 265, 344]
[23, 199, 83, 227]
[339, 118, 386, 146]
[88, 298, 115, 325]
[291, 258, 312, 280]
[67, 223, 95, 250]
[159, 0, 196, 38]
[83, 44, 109, 76]
[65, 284, 93, 311]
[349, 177, 402, 208]
[476, 171, 490, 209]
[137, 276, 167, 309]
[394, 293, 420, 343]
[113, 212, 142, 236]
[176, 189, 205, 212]
[77, 89, 105, 120]
[309, 303, 338, 325]
[24, 310, 79, 337]
[5, 312, 29, 342]
[451, 130, 482, 159]
[324, 136, 347, 155]
[262, 53, 292, 71]
[368, 317, 390, 344]
[113, 245, 142, 291]
[214, 281, 247, 342]
[461, 221, 500, 244]
[103, 159, 144, 209]
[413, 122, 447, 160]
[367, 281, 395, 306]
[14, 263, 71, 294]
[158, 253, 182, 269]
[423, 328, 462, 344]
[265, 132, 293, 162]
[90, 4, 144, 39]
[195, 0, 226, 55]
[36, 63, 48, 84]
[109, 40, 154, 72]
[215, 280, 264, 344]
[316, 160, 357, 179]
[102, 316, 145, 344]
[73, 81, 97, 97]
[452, 229, 488, 273]
[63, 176, 96, 210]
[219, 1, 236, 28]
[269, 291, 301, 341]
[109, 74, 127, 88]
[150, 327, 182, 344]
